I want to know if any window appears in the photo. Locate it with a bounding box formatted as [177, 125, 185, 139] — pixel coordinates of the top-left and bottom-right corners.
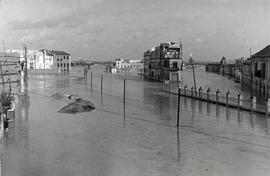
[60, 59, 62, 61]
[60, 63, 62, 67]
[262, 63, 266, 79]
[57, 63, 59, 67]
[67, 63, 69, 67]
[30, 63, 34, 69]
[64, 63, 66, 67]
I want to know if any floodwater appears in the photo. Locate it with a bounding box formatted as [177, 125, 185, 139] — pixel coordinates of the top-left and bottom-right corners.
[1, 66, 270, 176]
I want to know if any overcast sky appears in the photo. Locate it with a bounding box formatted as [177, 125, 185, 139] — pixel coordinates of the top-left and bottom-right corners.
[0, 0, 269, 61]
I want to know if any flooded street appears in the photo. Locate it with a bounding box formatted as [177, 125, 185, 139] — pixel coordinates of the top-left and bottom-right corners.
[2, 67, 270, 176]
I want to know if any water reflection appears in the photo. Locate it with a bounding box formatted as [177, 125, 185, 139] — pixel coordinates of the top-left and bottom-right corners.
[177, 128, 180, 162]
[190, 99, 195, 127]
[226, 108, 230, 121]
[250, 113, 255, 130]
[237, 110, 241, 124]
[207, 103, 211, 116]
[216, 105, 220, 118]
[198, 101, 202, 113]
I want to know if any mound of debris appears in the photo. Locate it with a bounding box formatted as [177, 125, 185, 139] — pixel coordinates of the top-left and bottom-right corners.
[52, 93, 79, 100]
[58, 98, 95, 114]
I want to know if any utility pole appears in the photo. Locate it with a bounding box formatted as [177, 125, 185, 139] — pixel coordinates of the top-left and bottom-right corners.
[190, 53, 197, 95]
[250, 48, 253, 96]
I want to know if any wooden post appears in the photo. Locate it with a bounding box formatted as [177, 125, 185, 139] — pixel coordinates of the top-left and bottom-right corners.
[192, 64, 197, 95]
[251, 96, 256, 112]
[198, 87, 202, 99]
[266, 98, 270, 115]
[216, 89, 220, 103]
[237, 93, 241, 110]
[226, 90, 230, 107]
[207, 88, 211, 101]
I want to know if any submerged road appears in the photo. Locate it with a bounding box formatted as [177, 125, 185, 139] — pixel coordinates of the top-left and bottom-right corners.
[1, 68, 270, 176]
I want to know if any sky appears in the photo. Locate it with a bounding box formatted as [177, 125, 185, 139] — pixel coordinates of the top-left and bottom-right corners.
[0, 0, 269, 62]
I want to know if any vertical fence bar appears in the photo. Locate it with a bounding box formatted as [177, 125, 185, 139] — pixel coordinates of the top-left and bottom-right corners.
[207, 88, 211, 102]
[251, 96, 256, 112]
[177, 86, 181, 128]
[266, 98, 270, 115]
[226, 90, 230, 107]
[198, 87, 202, 99]
[216, 89, 220, 103]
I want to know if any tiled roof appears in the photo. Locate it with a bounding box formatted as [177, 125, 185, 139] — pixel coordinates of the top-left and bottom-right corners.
[252, 45, 270, 58]
[51, 50, 70, 56]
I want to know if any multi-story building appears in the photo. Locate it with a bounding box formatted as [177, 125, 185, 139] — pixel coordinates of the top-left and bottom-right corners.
[9, 49, 71, 72]
[129, 59, 143, 69]
[115, 58, 130, 69]
[250, 45, 270, 94]
[51, 50, 71, 72]
[143, 42, 183, 82]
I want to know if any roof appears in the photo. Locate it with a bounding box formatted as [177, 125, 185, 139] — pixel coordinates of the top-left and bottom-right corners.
[51, 50, 70, 56]
[252, 45, 270, 58]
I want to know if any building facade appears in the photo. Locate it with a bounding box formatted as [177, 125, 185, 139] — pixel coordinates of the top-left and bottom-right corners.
[115, 58, 130, 69]
[51, 50, 71, 72]
[9, 49, 71, 72]
[143, 42, 183, 82]
[129, 59, 143, 69]
[250, 45, 270, 94]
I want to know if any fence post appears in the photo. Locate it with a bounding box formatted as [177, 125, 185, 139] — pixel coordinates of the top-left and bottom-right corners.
[266, 98, 270, 115]
[226, 90, 230, 107]
[191, 86, 194, 97]
[198, 87, 203, 99]
[251, 96, 256, 112]
[216, 89, 220, 103]
[184, 85, 188, 96]
[207, 88, 211, 102]
[237, 93, 242, 110]
[177, 85, 181, 128]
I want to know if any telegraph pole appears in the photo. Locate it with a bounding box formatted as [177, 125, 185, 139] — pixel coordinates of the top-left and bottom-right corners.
[190, 53, 197, 95]
[250, 48, 253, 96]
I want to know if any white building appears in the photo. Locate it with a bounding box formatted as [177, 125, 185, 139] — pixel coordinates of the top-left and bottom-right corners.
[9, 49, 71, 72]
[129, 59, 143, 69]
[115, 58, 130, 69]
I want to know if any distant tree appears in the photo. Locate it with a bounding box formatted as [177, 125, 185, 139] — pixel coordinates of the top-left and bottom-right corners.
[189, 57, 195, 65]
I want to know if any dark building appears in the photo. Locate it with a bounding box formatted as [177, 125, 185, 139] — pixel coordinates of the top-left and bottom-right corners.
[143, 42, 183, 82]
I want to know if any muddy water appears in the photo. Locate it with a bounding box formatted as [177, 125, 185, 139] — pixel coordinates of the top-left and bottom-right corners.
[1, 67, 270, 176]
